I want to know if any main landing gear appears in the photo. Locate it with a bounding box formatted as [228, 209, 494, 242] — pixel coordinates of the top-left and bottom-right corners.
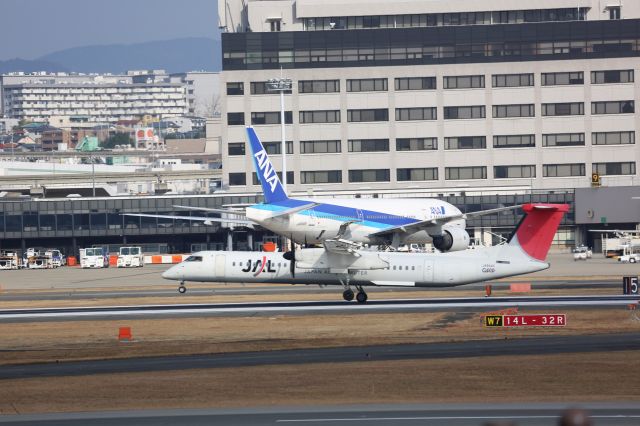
[178, 281, 187, 294]
[340, 279, 368, 303]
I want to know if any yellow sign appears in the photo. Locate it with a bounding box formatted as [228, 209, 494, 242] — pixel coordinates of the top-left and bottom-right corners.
[484, 315, 503, 327]
[591, 173, 600, 187]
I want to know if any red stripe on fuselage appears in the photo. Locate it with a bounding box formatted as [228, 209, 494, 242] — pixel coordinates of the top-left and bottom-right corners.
[253, 255, 267, 277]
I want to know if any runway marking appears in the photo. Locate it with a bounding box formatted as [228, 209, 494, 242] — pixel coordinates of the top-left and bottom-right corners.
[277, 415, 640, 422]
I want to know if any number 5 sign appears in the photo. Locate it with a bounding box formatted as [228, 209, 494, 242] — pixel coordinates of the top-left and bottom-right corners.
[623, 276, 639, 295]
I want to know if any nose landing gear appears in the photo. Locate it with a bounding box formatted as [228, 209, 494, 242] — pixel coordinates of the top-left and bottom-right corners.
[178, 281, 187, 294]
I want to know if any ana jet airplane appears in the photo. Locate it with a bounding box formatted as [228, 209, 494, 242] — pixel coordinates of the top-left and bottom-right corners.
[162, 203, 568, 302]
[130, 127, 518, 253]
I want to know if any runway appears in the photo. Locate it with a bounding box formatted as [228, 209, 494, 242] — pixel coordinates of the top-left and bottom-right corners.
[0, 295, 637, 321]
[2, 332, 639, 380]
[1, 404, 640, 426]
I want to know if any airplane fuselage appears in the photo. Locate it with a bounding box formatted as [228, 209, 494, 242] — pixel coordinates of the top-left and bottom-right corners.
[245, 197, 465, 245]
[162, 246, 547, 288]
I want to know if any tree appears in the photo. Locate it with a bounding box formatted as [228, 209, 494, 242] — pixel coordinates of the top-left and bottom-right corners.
[102, 133, 133, 149]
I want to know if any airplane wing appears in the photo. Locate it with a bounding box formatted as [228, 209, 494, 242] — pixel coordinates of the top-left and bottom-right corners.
[323, 238, 363, 256]
[370, 204, 522, 238]
[173, 205, 246, 215]
[122, 213, 254, 227]
[264, 202, 319, 220]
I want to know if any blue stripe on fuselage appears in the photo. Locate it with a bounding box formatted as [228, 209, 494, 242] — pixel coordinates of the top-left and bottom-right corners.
[250, 199, 420, 230]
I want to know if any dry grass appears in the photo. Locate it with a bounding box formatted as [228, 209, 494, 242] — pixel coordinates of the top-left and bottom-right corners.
[2, 309, 638, 365]
[1, 351, 638, 414]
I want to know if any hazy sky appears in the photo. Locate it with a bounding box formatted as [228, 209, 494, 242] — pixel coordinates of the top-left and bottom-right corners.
[0, 0, 218, 60]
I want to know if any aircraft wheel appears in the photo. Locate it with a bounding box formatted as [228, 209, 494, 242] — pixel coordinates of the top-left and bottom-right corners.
[356, 291, 368, 304]
[178, 285, 187, 294]
[342, 289, 354, 301]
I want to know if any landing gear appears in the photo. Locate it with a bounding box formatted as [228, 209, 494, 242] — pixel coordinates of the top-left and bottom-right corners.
[355, 285, 368, 304]
[342, 289, 355, 301]
[178, 281, 187, 294]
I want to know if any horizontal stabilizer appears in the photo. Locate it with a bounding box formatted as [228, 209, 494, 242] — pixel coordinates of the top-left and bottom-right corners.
[122, 213, 254, 227]
[264, 202, 318, 220]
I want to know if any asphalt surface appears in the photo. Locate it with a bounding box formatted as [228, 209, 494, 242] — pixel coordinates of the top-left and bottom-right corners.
[0, 295, 637, 321]
[1, 404, 640, 425]
[2, 333, 639, 380]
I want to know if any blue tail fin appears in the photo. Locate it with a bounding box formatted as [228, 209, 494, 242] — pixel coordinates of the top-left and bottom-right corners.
[245, 127, 289, 204]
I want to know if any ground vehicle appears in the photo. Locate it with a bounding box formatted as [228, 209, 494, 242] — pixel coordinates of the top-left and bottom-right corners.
[47, 249, 66, 267]
[0, 251, 21, 269]
[573, 246, 592, 261]
[79, 247, 108, 268]
[618, 245, 640, 263]
[117, 246, 144, 268]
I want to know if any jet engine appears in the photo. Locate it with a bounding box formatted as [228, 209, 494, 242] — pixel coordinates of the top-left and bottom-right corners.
[432, 227, 470, 252]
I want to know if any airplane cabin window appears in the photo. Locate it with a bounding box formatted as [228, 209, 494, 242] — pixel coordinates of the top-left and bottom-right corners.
[185, 256, 203, 262]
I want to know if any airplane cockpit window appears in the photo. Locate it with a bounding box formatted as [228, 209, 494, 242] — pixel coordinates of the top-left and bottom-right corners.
[185, 255, 203, 262]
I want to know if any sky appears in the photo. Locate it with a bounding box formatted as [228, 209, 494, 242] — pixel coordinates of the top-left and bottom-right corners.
[0, 0, 219, 60]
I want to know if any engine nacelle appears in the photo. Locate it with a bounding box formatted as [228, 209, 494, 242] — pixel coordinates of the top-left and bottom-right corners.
[432, 228, 470, 252]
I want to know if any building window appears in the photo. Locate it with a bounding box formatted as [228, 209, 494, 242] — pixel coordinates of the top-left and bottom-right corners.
[299, 110, 341, 123]
[263, 141, 293, 155]
[251, 111, 293, 125]
[253, 171, 294, 185]
[347, 78, 388, 92]
[250, 81, 292, 95]
[396, 137, 437, 151]
[493, 134, 535, 148]
[347, 109, 389, 122]
[609, 6, 621, 20]
[228, 143, 245, 156]
[592, 131, 635, 145]
[445, 166, 487, 180]
[593, 162, 635, 176]
[491, 73, 534, 87]
[228, 173, 246, 186]
[395, 77, 436, 90]
[301, 170, 342, 184]
[300, 140, 341, 154]
[298, 80, 340, 93]
[492, 104, 535, 118]
[591, 101, 634, 115]
[443, 75, 484, 89]
[541, 72, 584, 85]
[395, 107, 437, 121]
[445, 136, 486, 150]
[543, 163, 585, 177]
[494, 165, 536, 179]
[591, 70, 634, 84]
[444, 106, 485, 119]
[348, 169, 390, 182]
[397, 167, 438, 181]
[348, 139, 389, 152]
[542, 103, 584, 116]
[269, 19, 281, 32]
[227, 112, 245, 125]
[226, 82, 244, 95]
[543, 133, 585, 147]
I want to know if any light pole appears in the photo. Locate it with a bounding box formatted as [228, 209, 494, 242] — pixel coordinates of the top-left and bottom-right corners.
[267, 76, 292, 192]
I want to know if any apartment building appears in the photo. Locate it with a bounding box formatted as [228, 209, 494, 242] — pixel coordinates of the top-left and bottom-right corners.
[1, 71, 188, 123]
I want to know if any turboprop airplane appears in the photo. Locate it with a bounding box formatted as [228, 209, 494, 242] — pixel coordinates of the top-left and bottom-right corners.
[130, 127, 518, 253]
[162, 203, 568, 302]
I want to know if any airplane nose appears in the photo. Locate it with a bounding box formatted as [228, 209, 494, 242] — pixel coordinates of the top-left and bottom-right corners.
[162, 266, 180, 280]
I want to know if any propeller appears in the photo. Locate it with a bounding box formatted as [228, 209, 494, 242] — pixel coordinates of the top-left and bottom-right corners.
[282, 234, 296, 278]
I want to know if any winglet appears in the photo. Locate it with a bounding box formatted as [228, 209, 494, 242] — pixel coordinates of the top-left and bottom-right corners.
[509, 204, 569, 261]
[246, 127, 289, 204]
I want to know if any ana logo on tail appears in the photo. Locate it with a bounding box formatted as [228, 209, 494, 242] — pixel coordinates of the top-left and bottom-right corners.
[253, 149, 278, 193]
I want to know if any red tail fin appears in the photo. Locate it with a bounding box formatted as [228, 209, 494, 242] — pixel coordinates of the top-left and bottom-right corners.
[509, 204, 569, 260]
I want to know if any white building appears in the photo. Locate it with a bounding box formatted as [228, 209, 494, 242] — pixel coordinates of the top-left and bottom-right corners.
[1, 72, 188, 124]
[170, 72, 221, 117]
[218, 0, 640, 196]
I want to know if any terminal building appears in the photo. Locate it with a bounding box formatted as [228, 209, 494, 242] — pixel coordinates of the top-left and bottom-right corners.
[217, 0, 640, 248]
